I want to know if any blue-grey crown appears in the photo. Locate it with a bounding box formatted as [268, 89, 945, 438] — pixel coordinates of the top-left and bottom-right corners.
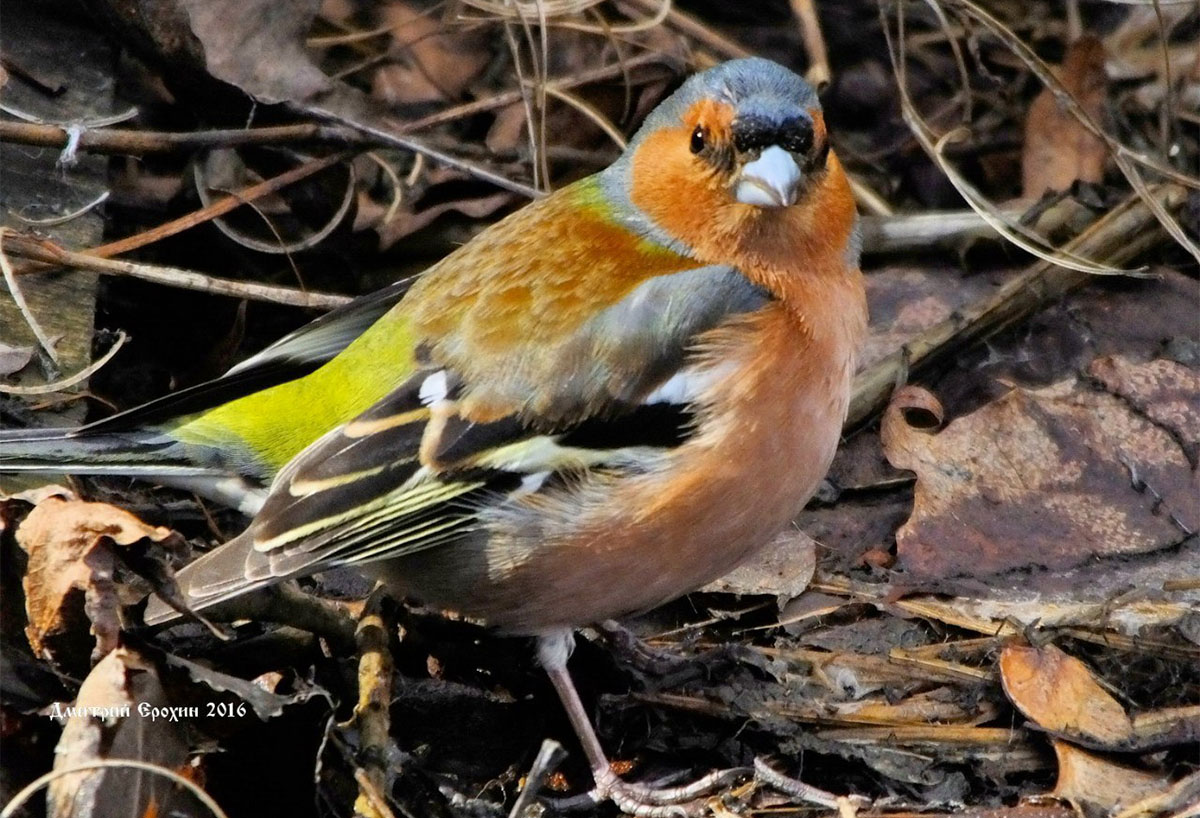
[628, 58, 820, 152]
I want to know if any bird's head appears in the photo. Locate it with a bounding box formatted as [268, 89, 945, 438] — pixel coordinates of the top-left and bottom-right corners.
[601, 58, 856, 272]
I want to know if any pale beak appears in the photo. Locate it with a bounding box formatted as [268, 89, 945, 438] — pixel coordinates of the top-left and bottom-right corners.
[734, 145, 803, 208]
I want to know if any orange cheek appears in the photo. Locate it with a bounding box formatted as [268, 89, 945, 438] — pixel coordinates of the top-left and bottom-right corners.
[629, 127, 734, 259]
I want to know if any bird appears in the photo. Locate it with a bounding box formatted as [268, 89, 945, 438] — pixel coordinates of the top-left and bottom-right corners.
[5, 58, 867, 813]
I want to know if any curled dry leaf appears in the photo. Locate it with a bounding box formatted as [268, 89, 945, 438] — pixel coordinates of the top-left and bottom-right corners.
[882, 362, 1198, 580]
[46, 647, 196, 818]
[880, 385, 945, 459]
[1022, 36, 1109, 198]
[372, 188, 514, 249]
[18, 496, 179, 664]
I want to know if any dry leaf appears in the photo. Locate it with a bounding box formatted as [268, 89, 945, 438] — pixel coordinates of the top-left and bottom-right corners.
[18, 496, 178, 663]
[373, 189, 513, 249]
[703, 527, 817, 606]
[0, 341, 35, 377]
[179, 0, 334, 105]
[1087, 355, 1200, 464]
[1051, 740, 1169, 818]
[372, 1, 489, 106]
[999, 644, 1134, 747]
[1022, 36, 1109, 198]
[882, 364, 1197, 580]
[486, 102, 532, 154]
[46, 647, 195, 818]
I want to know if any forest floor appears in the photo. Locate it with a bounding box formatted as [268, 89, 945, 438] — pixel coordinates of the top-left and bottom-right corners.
[1, 1, 1197, 817]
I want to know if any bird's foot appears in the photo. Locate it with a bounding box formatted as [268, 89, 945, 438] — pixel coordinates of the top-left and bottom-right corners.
[547, 765, 750, 816]
[753, 758, 871, 813]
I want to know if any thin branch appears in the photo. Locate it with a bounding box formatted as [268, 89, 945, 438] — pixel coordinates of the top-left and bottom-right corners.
[0, 330, 126, 395]
[4, 233, 351, 309]
[789, 0, 832, 89]
[0, 230, 60, 364]
[304, 104, 539, 198]
[0, 120, 368, 155]
[398, 52, 672, 133]
[622, 0, 751, 58]
[88, 152, 351, 261]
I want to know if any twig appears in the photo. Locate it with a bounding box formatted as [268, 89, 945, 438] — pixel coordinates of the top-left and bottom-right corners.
[622, 0, 751, 59]
[176, 584, 358, 654]
[507, 739, 567, 818]
[400, 52, 674, 133]
[846, 175, 893, 217]
[352, 589, 396, 818]
[846, 184, 1187, 429]
[0, 230, 60, 364]
[192, 157, 356, 255]
[0, 120, 369, 154]
[302, 106, 540, 199]
[789, 0, 832, 89]
[0, 758, 228, 818]
[0, 330, 126, 395]
[10, 191, 110, 226]
[3, 233, 351, 309]
[858, 207, 1025, 254]
[86, 152, 351, 261]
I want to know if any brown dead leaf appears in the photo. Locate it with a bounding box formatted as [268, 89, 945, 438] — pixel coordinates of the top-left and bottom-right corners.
[1022, 36, 1109, 198]
[1111, 771, 1200, 818]
[180, 0, 333, 105]
[704, 527, 817, 606]
[18, 496, 178, 663]
[486, 102, 532, 155]
[882, 362, 1197, 580]
[372, 2, 489, 107]
[1088, 355, 1200, 464]
[862, 265, 1004, 371]
[1051, 740, 1169, 818]
[373, 187, 513, 249]
[46, 647, 196, 818]
[998, 644, 1200, 753]
[999, 644, 1134, 747]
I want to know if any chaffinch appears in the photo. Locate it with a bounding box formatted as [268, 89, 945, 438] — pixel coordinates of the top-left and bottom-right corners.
[5, 58, 867, 813]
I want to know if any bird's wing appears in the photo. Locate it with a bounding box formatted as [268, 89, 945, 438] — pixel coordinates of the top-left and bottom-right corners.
[148, 260, 771, 620]
[79, 277, 416, 435]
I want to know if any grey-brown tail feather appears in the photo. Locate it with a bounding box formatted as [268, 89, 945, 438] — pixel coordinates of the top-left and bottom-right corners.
[0, 427, 214, 477]
[142, 534, 268, 626]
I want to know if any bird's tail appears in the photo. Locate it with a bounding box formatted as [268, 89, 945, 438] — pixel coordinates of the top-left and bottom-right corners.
[0, 426, 209, 478]
[0, 426, 266, 513]
[142, 532, 270, 626]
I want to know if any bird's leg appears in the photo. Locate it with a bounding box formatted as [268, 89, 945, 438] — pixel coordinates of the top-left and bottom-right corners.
[536, 631, 748, 817]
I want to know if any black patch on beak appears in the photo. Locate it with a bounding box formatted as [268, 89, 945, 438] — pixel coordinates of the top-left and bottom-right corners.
[732, 114, 814, 156]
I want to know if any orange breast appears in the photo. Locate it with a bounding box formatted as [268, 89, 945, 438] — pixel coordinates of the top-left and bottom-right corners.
[379, 280, 864, 633]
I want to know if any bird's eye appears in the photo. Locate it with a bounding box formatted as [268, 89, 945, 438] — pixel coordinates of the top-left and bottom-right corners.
[690, 125, 707, 154]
